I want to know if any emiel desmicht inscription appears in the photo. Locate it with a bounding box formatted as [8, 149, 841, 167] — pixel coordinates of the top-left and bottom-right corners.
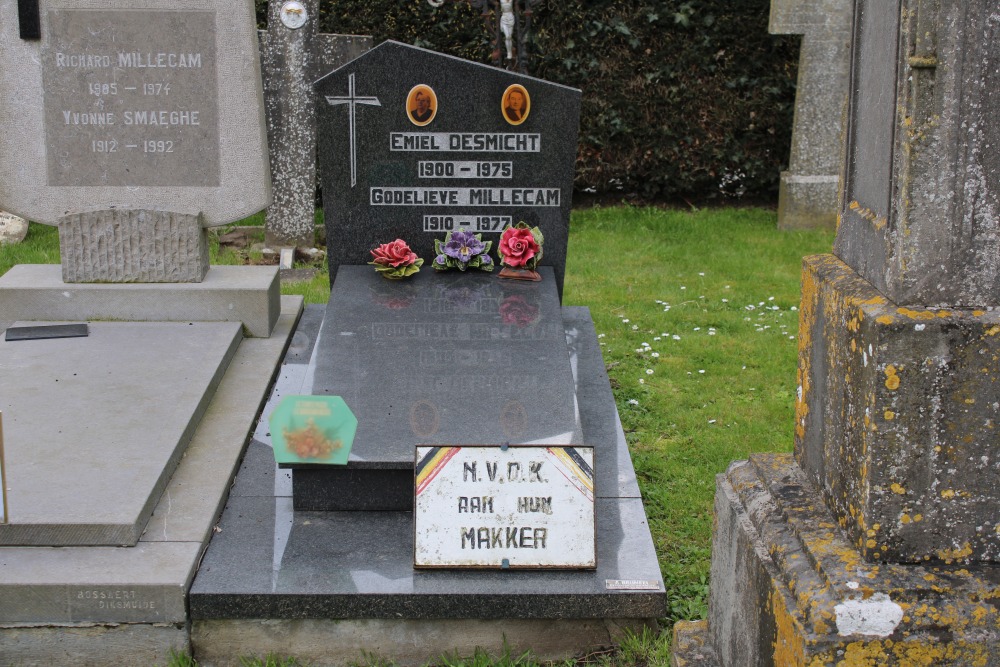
[42, 10, 220, 187]
[414, 445, 595, 569]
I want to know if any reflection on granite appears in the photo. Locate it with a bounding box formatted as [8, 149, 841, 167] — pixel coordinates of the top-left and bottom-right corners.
[190, 497, 660, 620]
[189, 283, 665, 620]
[311, 266, 582, 469]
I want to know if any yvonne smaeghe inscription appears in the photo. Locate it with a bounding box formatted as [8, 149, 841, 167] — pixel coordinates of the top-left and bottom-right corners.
[42, 10, 220, 187]
[414, 445, 595, 569]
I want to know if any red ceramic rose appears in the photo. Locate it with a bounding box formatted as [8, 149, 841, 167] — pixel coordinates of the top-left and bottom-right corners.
[369, 239, 423, 279]
[498, 223, 543, 269]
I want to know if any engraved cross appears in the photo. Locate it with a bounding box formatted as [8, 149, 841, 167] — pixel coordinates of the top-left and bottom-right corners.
[325, 73, 381, 188]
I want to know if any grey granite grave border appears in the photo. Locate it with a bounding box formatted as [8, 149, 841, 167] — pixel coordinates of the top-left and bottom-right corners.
[188, 304, 664, 664]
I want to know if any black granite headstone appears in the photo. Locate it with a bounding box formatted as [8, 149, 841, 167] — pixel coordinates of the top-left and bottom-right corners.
[316, 41, 581, 299]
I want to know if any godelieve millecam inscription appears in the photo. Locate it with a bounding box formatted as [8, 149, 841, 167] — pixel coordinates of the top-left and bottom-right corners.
[42, 10, 220, 187]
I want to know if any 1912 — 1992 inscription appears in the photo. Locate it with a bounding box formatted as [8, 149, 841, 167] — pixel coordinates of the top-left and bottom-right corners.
[42, 10, 219, 187]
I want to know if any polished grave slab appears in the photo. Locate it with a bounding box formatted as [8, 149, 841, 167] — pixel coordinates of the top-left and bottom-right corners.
[190, 296, 664, 663]
[291, 266, 585, 510]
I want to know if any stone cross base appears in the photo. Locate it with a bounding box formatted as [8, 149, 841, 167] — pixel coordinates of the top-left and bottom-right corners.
[796, 254, 1000, 564]
[58, 209, 209, 283]
[671, 454, 1000, 666]
[777, 172, 839, 231]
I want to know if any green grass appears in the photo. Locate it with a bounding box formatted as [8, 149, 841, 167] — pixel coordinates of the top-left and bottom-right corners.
[1, 207, 835, 666]
[563, 206, 834, 633]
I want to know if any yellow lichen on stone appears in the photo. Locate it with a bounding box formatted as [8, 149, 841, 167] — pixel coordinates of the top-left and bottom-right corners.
[986, 325, 1000, 337]
[884, 410, 895, 420]
[941, 489, 956, 499]
[840, 640, 889, 665]
[897, 308, 937, 321]
[876, 315, 894, 325]
[890, 483, 906, 495]
[937, 543, 973, 562]
[885, 366, 901, 391]
[770, 589, 806, 667]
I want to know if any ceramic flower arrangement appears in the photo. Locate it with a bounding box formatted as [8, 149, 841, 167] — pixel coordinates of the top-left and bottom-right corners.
[432, 230, 494, 272]
[370, 225, 544, 282]
[369, 239, 423, 279]
[497, 221, 544, 281]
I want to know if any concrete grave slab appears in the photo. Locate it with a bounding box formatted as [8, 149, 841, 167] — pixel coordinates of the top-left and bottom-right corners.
[0, 320, 243, 546]
[0, 296, 303, 664]
[188, 303, 664, 664]
[0, 264, 280, 338]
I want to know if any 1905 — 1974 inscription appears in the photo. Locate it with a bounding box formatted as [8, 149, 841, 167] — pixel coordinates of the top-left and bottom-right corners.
[43, 10, 219, 187]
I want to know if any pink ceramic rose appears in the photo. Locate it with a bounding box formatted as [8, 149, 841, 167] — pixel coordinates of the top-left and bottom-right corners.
[369, 239, 423, 279]
[498, 226, 540, 269]
[371, 239, 418, 267]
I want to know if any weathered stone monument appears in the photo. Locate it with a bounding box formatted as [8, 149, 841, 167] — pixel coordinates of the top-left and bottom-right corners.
[673, 1, 1000, 664]
[258, 0, 371, 249]
[0, 1, 301, 662]
[188, 42, 666, 665]
[770, 0, 853, 231]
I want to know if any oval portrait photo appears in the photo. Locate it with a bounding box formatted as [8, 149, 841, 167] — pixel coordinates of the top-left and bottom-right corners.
[501, 84, 530, 125]
[406, 84, 437, 126]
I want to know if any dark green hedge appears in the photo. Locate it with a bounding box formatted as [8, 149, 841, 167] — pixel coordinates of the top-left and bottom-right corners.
[260, 1, 799, 203]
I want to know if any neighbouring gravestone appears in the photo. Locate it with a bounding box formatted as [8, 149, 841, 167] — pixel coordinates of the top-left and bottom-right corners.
[0, 212, 28, 245]
[316, 41, 581, 298]
[673, 1, 1000, 664]
[770, 0, 853, 231]
[0, 0, 271, 282]
[258, 0, 372, 249]
[0, 3, 301, 663]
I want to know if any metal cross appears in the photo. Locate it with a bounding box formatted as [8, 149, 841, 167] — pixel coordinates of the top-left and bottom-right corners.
[325, 72, 381, 188]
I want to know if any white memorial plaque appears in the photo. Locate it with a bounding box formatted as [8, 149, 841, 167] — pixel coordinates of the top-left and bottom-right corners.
[414, 445, 595, 569]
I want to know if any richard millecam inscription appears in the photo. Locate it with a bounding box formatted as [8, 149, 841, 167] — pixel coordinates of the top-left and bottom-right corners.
[42, 10, 220, 187]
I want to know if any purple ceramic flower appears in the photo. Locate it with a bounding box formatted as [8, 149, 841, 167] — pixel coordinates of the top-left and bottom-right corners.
[479, 253, 493, 265]
[444, 231, 486, 263]
[434, 254, 448, 267]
